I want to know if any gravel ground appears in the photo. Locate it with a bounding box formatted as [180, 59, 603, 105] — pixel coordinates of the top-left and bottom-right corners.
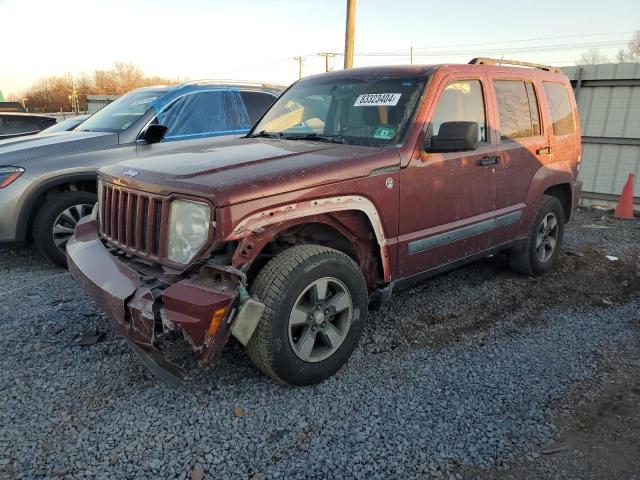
[0, 208, 639, 480]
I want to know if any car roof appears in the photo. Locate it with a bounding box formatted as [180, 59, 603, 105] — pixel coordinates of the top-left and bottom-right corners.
[303, 64, 438, 80]
[127, 82, 284, 99]
[298, 59, 567, 82]
[174, 80, 286, 94]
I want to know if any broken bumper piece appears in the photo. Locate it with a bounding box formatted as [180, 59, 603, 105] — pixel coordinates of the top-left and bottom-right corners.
[67, 217, 243, 386]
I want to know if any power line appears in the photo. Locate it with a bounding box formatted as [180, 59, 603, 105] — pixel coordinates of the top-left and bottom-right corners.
[349, 40, 628, 59]
[410, 30, 635, 50]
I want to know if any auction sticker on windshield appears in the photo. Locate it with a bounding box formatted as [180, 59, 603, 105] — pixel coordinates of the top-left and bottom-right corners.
[354, 93, 401, 106]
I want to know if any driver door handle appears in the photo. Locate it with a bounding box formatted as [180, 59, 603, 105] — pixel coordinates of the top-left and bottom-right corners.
[536, 146, 552, 155]
[478, 156, 500, 166]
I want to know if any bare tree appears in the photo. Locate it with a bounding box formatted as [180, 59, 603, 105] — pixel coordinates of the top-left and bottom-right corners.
[10, 62, 177, 112]
[576, 48, 610, 65]
[616, 31, 640, 63]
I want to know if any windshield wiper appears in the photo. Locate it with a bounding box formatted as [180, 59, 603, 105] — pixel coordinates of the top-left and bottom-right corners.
[282, 133, 346, 144]
[247, 130, 283, 139]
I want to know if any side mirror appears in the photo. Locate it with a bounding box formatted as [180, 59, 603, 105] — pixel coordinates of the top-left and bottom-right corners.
[425, 121, 478, 153]
[144, 124, 168, 144]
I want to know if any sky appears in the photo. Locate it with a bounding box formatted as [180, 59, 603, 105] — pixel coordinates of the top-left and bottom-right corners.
[1, 0, 639, 96]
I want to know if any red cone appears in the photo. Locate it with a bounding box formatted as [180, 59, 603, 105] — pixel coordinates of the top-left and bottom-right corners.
[614, 173, 635, 219]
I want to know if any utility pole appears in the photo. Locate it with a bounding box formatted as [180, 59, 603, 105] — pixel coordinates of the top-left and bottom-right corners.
[294, 56, 304, 79]
[69, 79, 79, 114]
[410, 46, 413, 65]
[318, 52, 336, 72]
[343, 0, 356, 69]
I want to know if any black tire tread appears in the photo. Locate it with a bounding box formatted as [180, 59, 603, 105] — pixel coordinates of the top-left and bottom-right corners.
[32, 190, 96, 267]
[246, 244, 365, 384]
[509, 194, 564, 276]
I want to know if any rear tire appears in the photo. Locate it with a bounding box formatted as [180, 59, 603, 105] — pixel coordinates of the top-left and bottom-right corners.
[32, 191, 96, 267]
[246, 245, 368, 386]
[509, 195, 565, 276]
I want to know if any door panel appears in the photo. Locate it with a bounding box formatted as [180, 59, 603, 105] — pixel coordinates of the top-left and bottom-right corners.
[491, 79, 549, 244]
[397, 76, 498, 278]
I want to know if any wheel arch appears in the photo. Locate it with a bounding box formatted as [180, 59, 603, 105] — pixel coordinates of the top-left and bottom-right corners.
[226, 197, 391, 289]
[16, 172, 97, 243]
[544, 183, 573, 221]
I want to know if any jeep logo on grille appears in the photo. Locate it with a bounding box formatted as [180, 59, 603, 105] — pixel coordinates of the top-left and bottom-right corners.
[123, 169, 139, 178]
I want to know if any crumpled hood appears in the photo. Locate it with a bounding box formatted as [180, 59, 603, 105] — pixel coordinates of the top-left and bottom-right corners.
[0, 130, 119, 168]
[100, 137, 399, 206]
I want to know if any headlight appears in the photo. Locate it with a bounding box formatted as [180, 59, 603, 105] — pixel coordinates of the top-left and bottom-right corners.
[0, 166, 25, 188]
[167, 200, 211, 264]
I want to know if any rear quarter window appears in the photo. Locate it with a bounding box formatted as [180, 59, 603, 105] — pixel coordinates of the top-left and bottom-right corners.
[543, 82, 575, 136]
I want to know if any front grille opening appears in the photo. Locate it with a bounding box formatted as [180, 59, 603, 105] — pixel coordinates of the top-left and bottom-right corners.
[141, 197, 149, 253]
[119, 191, 127, 243]
[153, 200, 162, 256]
[131, 196, 138, 248]
[104, 187, 112, 237]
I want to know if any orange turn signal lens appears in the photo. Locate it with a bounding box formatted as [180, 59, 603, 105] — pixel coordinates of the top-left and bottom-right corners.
[0, 167, 25, 189]
[207, 307, 227, 337]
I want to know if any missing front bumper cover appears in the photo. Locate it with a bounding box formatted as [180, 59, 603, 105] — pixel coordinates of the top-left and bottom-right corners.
[67, 217, 267, 384]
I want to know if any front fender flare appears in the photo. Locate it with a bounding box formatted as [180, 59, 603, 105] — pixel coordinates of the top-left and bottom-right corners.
[226, 195, 392, 283]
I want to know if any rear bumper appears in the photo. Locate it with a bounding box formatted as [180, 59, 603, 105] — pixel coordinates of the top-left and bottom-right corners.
[67, 217, 239, 384]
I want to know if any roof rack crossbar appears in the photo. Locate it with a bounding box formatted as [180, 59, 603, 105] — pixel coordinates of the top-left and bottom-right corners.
[468, 57, 561, 74]
[180, 79, 284, 89]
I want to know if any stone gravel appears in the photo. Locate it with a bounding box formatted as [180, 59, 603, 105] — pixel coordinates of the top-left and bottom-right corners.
[0, 210, 638, 479]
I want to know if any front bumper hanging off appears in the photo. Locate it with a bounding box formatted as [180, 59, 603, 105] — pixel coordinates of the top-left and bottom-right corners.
[67, 217, 262, 386]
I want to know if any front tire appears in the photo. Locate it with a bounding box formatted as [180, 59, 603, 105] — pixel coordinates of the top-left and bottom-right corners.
[247, 245, 368, 386]
[509, 195, 565, 276]
[32, 191, 97, 267]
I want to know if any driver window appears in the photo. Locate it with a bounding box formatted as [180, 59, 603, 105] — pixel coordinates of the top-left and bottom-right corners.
[158, 90, 251, 141]
[429, 80, 487, 144]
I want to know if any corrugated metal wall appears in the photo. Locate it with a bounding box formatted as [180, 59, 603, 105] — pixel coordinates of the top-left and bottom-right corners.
[86, 95, 120, 115]
[562, 63, 640, 204]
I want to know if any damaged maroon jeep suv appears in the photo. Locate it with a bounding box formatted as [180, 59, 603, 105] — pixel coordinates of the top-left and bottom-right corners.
[68, 58, 582, 386]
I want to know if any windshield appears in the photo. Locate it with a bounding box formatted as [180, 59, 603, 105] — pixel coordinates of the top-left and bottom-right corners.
[251, 75, 427, 147]
[78, 89, 166, 132]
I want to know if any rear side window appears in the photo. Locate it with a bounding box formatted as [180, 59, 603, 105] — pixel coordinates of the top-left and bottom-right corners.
[494, 80, 541, 140]
[543, 82, 575, 136]
[430, 79, 487, 143]
[240, 91, 277, 124]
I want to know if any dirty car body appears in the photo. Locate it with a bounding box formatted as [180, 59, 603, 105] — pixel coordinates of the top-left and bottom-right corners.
[67, 60, 582, 385]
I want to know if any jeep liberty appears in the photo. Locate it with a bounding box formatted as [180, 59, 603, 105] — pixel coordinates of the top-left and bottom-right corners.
[67, 58, 582, 386]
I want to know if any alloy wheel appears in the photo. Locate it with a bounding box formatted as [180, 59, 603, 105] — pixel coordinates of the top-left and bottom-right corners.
[52, 204, 93, 254]
[288, 277, 353, 363]
[535, 212, 559, 263]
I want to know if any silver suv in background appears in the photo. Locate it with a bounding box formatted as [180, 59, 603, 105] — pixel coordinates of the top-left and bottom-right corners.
[0, 81, 283, 266]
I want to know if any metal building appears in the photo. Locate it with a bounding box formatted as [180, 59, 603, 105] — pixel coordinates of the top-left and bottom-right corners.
[86, 95, 120, 115]
[562, 63, 640, 207]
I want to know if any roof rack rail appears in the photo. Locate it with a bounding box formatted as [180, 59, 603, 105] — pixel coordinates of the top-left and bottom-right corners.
[180, 79, 285, 89]
[468, 57, 561, 74]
